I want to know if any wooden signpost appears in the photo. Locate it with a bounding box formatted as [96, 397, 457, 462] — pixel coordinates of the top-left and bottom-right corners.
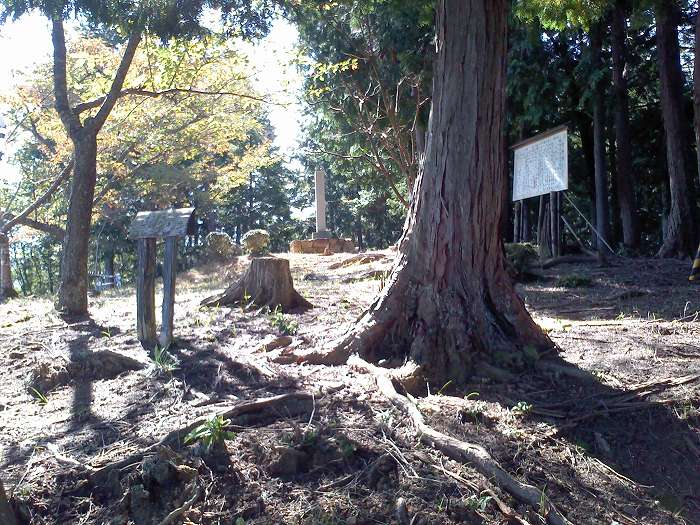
[128, 207, 196, 349]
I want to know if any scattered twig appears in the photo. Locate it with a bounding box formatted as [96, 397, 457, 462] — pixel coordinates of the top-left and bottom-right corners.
[157, 481, 202, 525]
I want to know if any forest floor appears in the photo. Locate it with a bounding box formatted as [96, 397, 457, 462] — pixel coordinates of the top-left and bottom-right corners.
[1, 252, 700, 525]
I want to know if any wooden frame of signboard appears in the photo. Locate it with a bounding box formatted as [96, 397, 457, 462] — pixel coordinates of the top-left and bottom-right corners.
[511, 125, 568, 257]
[128, 207, 196, 349]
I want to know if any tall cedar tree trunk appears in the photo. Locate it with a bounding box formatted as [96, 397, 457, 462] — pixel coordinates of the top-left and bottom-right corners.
[590, 25, 612, 254]
[52, 18, 141, 314]
[333, 0, 550, 383]
[0, 233, 18, 298]
[694, 2, 700, 222]
[610, 2, 640, 250]
[656, 1, 696, 257]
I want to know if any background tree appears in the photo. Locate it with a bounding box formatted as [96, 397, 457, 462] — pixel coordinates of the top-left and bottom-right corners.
[0, 0, 274, 314]
[0, 33, 284, 295]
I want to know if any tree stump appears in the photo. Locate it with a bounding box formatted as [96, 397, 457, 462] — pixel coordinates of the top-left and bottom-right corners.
[201, 257, 312, 311]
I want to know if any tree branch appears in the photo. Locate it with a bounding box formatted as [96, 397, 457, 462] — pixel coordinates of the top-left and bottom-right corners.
[2, 214, 65, 240]
[90, 29, 143, 132]
[51, 18, 82, 137]
[74, 87, 280, 114]
[1, 159, 74, 233]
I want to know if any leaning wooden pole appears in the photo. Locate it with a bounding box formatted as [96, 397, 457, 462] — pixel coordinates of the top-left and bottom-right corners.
[159, 237, 177, 348]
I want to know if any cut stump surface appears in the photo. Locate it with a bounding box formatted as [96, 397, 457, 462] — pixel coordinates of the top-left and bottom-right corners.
[201, 256, 312, 311]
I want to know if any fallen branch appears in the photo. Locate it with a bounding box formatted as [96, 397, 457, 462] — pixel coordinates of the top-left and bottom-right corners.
[541, 255, 598, 269]
[352, 356, 572, 525]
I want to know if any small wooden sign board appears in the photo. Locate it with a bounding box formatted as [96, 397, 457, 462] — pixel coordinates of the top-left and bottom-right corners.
[128, 207, 195, 349]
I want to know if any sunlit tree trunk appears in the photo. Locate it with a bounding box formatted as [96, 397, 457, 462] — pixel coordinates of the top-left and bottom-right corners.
[656, 1, 695, 257]
[610, 2, 640, 250]
[0, 233, 18, 299]
[332, 0, 550, 383]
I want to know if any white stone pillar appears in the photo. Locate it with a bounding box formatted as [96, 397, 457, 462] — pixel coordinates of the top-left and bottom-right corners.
[313, 168, 330, 238]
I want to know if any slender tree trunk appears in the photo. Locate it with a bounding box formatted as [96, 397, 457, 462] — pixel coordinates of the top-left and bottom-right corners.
[578, 114, 598, 249]
[104, 249, 115, 288]
[56, 134, 98, 314]
[0, 233, 18, 299]
[591, 25, 612, 255]
[656, 1, 695, 257]
[610, 2, 640, 250]
[332, 0, 550, 383]
[51, 19, 141, 313]
[521, 200, 530, 242]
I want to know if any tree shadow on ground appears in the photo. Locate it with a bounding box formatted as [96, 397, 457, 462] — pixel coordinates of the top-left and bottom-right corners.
[167, 336, 301, 399]
[455, 355, 700, 522]
[519, 257, 695, 322]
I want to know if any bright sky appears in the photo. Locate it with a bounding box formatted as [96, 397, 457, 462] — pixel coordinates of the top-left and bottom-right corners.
[0, 11, 304, 184]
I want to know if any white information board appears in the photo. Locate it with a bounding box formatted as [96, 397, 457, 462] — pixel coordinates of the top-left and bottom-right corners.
[512, 127, 568, 201]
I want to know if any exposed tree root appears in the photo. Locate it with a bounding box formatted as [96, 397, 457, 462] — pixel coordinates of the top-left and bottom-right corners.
[90, 391, 314, 484]
[355, 357, 573, 525]
[329, 253, 388, 269]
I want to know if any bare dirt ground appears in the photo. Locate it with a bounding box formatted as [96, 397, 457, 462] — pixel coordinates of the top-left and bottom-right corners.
[1, 253, 699, 525]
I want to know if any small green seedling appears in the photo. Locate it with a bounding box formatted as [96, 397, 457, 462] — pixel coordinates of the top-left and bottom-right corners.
[555, 274, 592, 288]
[30, 387, 48, 406]
[184, 415, 235, 452]
[151, 345, 179, 376]
[466, 493, 493, 512]
[511, 401, 533, 417]
[268, 305, 298, 335]
[241, 290, 252, 311]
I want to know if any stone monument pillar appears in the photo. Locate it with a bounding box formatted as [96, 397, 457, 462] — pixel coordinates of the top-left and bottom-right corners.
[313, 168, 331, 239]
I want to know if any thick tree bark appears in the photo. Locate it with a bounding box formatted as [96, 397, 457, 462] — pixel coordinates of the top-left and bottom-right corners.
[56, 134, 98, 314]
[590, 25, 612, 255]
[610, 2, 640, 250]
[694, 2, 700, 217]
[330, 0, 550, 383]
[0, 233, 17, 299]
[656, 1, 696, 257]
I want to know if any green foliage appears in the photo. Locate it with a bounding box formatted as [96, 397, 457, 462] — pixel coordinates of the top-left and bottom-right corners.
[511, 401, 534, 417]
[504, 242, 539, 278]
[151, 345, 179, 376]
[268, 305, 298, 335]
[466, 493, 493, 512]
[555, 274, 593, 288]
[30, 387, 48, 406]
[184, 415, 235, 452]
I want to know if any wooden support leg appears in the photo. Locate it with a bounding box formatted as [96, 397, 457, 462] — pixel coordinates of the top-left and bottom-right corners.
[136, 238, 157, 348]
[159, 237, 177, 348]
